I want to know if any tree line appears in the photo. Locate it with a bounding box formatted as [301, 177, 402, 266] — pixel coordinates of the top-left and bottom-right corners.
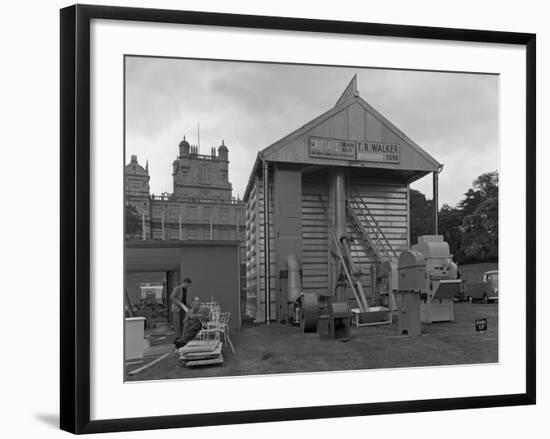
[410, 170, 498, 264]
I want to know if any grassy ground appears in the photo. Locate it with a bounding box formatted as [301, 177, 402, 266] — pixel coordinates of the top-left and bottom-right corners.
[126, 301, 498, 382]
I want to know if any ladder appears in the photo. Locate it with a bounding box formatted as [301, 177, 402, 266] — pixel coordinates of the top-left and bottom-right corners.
[347, 194, 398, 264]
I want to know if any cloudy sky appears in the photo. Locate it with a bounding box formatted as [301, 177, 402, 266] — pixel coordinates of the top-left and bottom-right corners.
[125, 56, 498, 206]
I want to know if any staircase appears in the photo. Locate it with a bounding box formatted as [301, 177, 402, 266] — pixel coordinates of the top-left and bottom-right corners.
[347, 194, 398, 264]
[317, 192, 401, 313]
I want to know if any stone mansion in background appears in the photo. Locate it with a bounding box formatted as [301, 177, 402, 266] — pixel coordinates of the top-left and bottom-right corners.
[124, 136, 246, 257]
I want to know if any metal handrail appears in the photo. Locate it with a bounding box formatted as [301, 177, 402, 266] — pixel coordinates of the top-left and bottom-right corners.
[348, 194, 399, 262]
[347, 205, 385, 263]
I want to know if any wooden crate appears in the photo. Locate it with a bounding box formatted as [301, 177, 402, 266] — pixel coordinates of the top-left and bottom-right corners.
[351, 307, 392, 327]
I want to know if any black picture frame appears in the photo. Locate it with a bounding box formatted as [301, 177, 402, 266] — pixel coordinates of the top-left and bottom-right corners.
[60, 4, 536, 434]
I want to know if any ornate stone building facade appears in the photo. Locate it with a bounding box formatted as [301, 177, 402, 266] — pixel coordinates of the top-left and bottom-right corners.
[125, 137, 246, 251]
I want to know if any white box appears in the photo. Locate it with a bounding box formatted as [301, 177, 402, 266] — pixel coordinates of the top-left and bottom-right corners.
[125, 317, 146, 360]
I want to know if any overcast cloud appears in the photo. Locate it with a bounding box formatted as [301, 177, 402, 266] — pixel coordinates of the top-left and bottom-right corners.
[125, 57, 498, 206]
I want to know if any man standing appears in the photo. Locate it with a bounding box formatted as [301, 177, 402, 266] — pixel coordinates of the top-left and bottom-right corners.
[170, 277, 192, 338]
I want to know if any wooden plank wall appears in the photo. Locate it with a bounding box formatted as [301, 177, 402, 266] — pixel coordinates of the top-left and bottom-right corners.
[347, 178, 409, 300]
[245, 175, 277, 322]
[301, 176, 329, 296]
[247, 173, 409, 317]
[245, 177, 259, 319]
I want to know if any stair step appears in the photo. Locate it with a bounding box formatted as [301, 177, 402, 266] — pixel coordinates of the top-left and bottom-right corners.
[347, 198, 398, 264]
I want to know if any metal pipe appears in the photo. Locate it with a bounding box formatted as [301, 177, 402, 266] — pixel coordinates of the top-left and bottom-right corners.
[433, 165, 443, 235]
[287, 254, 301, 303]
[262, 159, 271, 324]
[328, 168, 347, 298]
[331, 169, 347, 240]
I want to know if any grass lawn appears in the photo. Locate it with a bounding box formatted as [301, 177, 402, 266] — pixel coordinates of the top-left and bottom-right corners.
[126, 301, 498, 382]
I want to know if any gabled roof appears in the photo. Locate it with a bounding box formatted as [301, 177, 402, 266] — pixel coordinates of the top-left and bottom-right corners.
[243, 76, 442, 201]
[260, 95, 440, 169]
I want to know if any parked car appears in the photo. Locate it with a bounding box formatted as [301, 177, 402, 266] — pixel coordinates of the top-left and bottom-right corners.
[464, 270, 498, 303]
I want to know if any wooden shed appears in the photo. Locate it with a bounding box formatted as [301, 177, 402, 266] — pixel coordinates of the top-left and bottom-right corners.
[125, 240, 241, 329]
[243, 76, 441, 323]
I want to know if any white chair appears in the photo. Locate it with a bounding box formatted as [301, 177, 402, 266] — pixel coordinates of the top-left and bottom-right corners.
[206, 311, 235, 354]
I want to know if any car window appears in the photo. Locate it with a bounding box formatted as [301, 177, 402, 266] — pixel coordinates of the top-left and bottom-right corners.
[485, 272, 498, 289]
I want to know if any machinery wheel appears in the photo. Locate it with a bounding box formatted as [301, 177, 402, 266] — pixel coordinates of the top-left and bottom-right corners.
[300, 292, 319, 333]
[467, 296, 473, 304]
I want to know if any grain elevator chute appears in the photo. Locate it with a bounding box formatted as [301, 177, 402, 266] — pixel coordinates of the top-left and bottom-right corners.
[243, 75, 443, 324]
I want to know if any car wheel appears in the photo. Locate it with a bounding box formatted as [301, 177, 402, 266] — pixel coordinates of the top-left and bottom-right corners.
[467, 296, 473, 304]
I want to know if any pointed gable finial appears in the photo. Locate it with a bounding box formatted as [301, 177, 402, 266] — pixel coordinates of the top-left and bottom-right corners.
[334, 74, 358, 107]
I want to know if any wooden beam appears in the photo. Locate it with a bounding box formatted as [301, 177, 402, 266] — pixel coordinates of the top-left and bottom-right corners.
[128, 349, 175, 376]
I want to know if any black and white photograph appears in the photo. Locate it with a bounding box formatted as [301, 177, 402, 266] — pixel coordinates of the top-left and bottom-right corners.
[123, 57, 499, 381]
[2, 0, 544, 436]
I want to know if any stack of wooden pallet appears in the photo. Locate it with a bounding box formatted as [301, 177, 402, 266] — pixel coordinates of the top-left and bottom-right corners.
[178, 340, 223, 367]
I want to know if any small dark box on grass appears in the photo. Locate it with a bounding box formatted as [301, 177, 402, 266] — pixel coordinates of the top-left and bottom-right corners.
[475, 318, 488, 332]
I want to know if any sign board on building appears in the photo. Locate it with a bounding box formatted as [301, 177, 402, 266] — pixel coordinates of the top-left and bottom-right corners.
[357, 141, 400, 163]
[308, 137, 401, 163]
[309, 137, 355, 161]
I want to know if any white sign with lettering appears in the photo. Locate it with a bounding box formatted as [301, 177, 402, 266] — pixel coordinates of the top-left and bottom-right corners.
[309, 137, 356, 160]
[308, 137, 401, 163]
[357, 141, 400, 163]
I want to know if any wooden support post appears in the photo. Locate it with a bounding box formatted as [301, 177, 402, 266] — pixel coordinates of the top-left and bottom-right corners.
[433, 170, 439, 235]
[128, 349, 175, 376]
[125, 289, 134, 317]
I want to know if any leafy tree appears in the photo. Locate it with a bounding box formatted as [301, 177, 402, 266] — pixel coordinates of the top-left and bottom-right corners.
[459, 192, 498, 262]
[438, 203, 463, 257]
[457, 188, 483, 216]
[457, 171, 498, 217]
[409, 188, 433, 245]
[409, 170, 498, 264]
[473, 171, 498, 198]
